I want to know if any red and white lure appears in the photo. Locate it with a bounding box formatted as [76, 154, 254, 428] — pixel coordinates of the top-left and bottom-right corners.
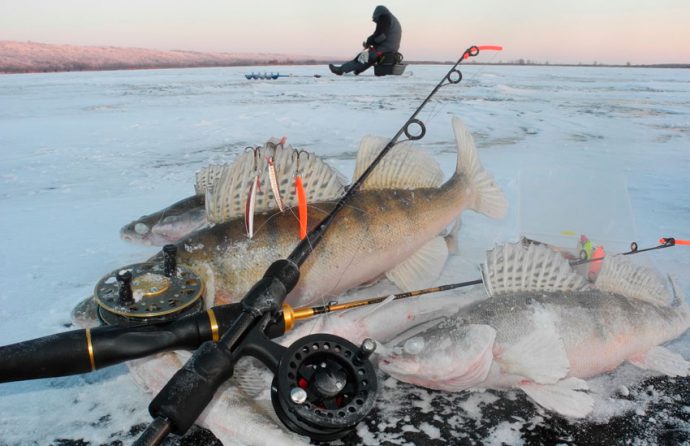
[244, 175, 260, 239]
[266, 156, 285, 212]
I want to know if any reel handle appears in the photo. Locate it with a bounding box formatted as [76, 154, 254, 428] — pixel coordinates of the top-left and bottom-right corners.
[139, 259, 299, 441]
[0, 303, 287, 383]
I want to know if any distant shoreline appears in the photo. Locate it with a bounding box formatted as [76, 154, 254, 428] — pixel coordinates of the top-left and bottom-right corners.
[1, 41, 687, 74]
[3, 61, 688, 75]
[0, 60, 333, 75]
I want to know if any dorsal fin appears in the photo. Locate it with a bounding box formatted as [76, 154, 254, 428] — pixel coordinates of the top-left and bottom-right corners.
[200, 143, 348, 224]
[195, 164, 227, 196]
[352, 136, 444, 190]
[594, 256, 672, 305]
[481, 243, 588, 297]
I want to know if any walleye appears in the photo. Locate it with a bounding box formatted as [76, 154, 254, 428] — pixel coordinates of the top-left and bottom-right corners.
[379, 243, 690, 418]
[119, 139, 346, 245]
[155, 117, 507, 308]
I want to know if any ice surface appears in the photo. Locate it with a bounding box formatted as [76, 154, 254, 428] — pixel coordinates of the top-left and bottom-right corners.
[1, 63, 689, 444]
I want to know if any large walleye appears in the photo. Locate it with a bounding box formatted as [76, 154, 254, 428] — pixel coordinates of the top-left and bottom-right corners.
[149, 117, 507, 308]
[379, 243, 690, 418]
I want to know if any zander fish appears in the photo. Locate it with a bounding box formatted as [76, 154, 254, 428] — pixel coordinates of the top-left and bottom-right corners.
[379, 243, 690, 418]
[155, 117, 507, 308]
[119, 139, 347, 246]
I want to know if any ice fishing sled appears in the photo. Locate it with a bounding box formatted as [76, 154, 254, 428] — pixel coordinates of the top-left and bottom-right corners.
[374, 51, 406, 76]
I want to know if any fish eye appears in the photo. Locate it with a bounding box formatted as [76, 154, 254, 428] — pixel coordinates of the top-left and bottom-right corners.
[403, 337, 424, 355]
[134, 223, 150, 235]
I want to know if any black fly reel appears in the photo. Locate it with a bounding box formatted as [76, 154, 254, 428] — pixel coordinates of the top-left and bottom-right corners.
[94, 245, 205, 326]
[270, 334, 378, 441]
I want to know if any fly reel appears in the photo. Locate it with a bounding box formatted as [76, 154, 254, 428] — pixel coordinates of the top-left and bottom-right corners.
[94, 245, 205, 326]
[270, 334, 378, 441]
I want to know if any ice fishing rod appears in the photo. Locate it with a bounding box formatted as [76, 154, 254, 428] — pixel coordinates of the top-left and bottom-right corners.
[569, 237, 681, 266]
[0, 277, 483, 384]
[129, 44, 501, 445]
[288, 279, 483, 319]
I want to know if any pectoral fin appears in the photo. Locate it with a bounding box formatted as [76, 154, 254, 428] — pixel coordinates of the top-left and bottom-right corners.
[628, 346, 690, 377]
[385, 236, 449, 291]
[495, 328, 570, 384]
[518, 377, 593, 418]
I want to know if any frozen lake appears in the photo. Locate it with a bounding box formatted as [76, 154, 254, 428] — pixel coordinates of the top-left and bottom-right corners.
[1, 62, 689, 444]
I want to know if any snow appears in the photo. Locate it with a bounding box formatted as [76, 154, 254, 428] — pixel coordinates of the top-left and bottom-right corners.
[1, 63, 689, 445]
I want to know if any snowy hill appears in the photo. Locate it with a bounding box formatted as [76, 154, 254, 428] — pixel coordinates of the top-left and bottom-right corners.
[0, 40, 331, 73]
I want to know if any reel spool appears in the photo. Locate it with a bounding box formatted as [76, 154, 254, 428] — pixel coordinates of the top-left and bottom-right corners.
[270, 334, 378, 441]
[93, 245, 205, 326]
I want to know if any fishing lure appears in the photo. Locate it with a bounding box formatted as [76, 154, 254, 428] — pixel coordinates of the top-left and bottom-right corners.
[266, 156, 285, 212]
[295, 176, 307, 240]
[244, 176, 260, 238]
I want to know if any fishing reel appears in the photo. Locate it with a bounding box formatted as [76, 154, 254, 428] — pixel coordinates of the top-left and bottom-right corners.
[93, 245, 205, 326]
[270, 334, 378, 441]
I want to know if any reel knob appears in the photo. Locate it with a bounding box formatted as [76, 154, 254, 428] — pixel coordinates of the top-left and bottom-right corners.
[93, 247, 204, 326]
[270, 334, 378, 442]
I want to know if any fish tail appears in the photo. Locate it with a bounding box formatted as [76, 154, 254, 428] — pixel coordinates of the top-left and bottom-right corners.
[452, 117, 507, 219]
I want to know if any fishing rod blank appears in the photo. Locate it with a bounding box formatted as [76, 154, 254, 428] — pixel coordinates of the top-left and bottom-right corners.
[0, 237, 672, 384]
[134, 45, 497, 445]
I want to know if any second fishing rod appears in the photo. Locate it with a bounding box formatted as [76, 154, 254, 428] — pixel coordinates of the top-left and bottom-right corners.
[0, 236, 676, 384]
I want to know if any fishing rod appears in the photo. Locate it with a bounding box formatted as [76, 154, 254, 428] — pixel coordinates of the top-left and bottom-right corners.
[0, 44, 498, 443]
[132, 44, 500, 445]
[569, 237, 681, 266]
[0, 278, 483, 384]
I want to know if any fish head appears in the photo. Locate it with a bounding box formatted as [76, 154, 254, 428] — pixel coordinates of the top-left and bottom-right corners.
[120, 208, 207, 246]
[120, 219, 157, 245]
[379, 320, 496, 391]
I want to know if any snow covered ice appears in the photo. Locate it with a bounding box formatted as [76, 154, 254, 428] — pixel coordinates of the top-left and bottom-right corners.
[1, 63, 689, 445]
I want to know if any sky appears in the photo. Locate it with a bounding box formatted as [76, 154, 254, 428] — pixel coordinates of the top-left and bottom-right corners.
[1, 0, 689, 65]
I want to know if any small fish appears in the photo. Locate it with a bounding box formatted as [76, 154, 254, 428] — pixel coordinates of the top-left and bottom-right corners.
[119, 140, 346, 246]
[379, 243, 690, 418]
[154, 117, 507, 308]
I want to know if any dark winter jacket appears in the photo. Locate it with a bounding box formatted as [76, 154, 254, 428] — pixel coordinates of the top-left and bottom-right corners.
[365, 5, 401, 54]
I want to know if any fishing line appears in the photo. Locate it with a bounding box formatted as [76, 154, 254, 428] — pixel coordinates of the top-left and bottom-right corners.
[421, 48, 502, 141]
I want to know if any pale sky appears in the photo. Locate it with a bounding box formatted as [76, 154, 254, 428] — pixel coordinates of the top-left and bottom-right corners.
[1, 0, 689, 65]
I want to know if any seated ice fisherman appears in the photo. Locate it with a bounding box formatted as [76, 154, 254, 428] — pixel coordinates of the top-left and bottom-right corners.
[329, 5, 402, 76]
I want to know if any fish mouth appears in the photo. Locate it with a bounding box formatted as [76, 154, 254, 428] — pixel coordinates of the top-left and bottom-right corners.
[378, 355, 420, 378]
[120, 231, 154, 246]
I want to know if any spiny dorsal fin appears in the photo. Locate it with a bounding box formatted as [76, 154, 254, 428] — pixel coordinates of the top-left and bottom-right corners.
[195, 164, 227, 196]
[352, 136, 444, 190]
[201, 143, 347, 224]
[594, 256, 672, 305]
[481, 243, 588, 297]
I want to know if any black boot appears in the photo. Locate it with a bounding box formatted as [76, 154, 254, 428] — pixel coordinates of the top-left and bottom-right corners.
[329, 64, 343, 76]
